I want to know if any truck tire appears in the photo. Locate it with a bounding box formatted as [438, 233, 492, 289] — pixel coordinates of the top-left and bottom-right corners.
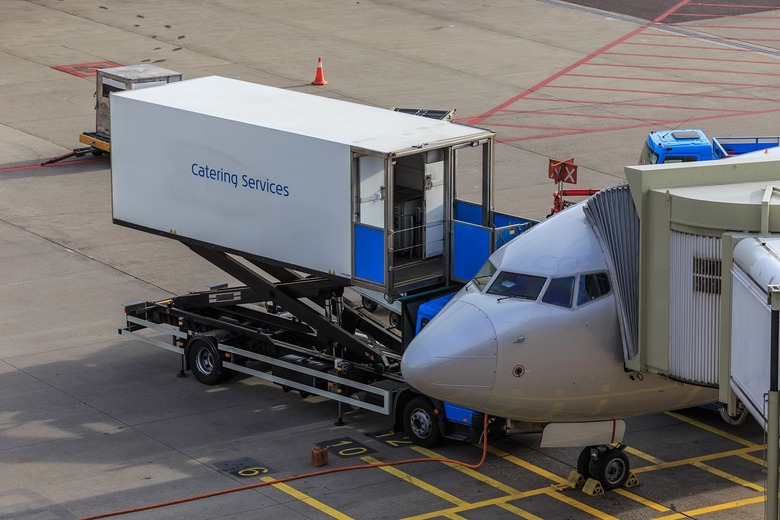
[187, 335, 232, 385]
[389, 312, 401, 328]
[361, 296, 378, 313]
[403, 397, 442, 448]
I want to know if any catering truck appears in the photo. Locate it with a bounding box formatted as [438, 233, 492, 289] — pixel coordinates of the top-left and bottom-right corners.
[639, 128, 780, 164]
[112, 76, 536, 446]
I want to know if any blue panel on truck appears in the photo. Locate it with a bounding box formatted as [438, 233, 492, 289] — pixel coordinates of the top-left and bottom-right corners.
[415, 293, 457, 333]
[453, 221, 490, 281]
[444, 402, 481, 425]
[354, 224, 384, 284]
[454, 200, 482, 225]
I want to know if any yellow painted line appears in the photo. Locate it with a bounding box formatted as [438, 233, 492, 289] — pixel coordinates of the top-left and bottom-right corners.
[486, 445, 568, 485]
[410, 446, 543, 519]
[739, 451, 767, 467]
[361, 456, 467, 507]
[260, 476, 353, 520]
[411, 446, 519, 495]
[542, 488, 621, 520]
[652, 494, 765, 520]
[612, 489, 670, 512]
[665, 411, 759, 447]
[401, 489, 549, 520]
[692, 461, 764, 492]
[624, 446, 665, 464]
[632, 445, 763, 474]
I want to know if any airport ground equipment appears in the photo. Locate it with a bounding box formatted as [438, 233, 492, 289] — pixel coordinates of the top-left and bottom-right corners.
[639, 128, 780, 164]
[79, 64, 181, 154]
[112, 76, 536, 445]
[45, 64, 182, 166]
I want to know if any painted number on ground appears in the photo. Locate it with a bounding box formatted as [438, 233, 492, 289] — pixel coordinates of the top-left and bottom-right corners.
[316, 437, 377, 458]
[371, 430, 413, 448]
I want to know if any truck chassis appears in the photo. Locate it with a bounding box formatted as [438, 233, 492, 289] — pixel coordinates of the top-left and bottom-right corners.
[119, 244, 498, 445]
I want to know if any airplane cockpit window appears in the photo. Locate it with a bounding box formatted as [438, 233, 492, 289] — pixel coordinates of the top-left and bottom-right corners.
[486, 271, 546, 300]
[472, 260, 497, 291]
[541, 276, 575, 308]
[577, 272, 611, 305]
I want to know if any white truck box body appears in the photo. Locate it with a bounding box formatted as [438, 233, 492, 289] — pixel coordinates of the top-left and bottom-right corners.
[110, 76, 489, 279]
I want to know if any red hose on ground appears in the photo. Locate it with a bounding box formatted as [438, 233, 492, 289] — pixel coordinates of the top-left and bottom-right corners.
[79, 414, 491, 520]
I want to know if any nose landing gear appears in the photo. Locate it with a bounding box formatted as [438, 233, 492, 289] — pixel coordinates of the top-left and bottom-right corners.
[577, 444, 632, 491]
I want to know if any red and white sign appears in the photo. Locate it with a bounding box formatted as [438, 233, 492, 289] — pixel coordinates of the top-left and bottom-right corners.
[548, 157, 577, 184]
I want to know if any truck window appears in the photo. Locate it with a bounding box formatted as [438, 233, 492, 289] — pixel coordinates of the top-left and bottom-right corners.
[662, 156, 698, 164]
[541, 276, 574, 308]
[487, 271, 546, 300]
[577, 272, 611, 305]
[638, 142, 659, 165]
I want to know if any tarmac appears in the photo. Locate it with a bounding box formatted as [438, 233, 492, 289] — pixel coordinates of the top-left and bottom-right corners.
[1, 0, 779, 518]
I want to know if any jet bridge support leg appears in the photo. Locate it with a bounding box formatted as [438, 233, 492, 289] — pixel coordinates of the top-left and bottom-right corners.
[767, 297, 780, 520]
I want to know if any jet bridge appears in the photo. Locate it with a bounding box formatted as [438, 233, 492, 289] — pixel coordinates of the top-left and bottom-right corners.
[617, 150, 780, 426]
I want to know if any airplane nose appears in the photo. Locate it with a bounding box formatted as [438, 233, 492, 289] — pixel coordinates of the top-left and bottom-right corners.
[402, 300, 497, 409]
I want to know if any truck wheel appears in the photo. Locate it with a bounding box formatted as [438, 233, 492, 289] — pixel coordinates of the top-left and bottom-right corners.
[361, 296, 378, 313]
[389, 312, 401, 328]
[403, 397, 442, 448]
[187, 335, 230, 385]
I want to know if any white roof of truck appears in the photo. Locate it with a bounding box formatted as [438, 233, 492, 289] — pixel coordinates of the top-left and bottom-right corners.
[113, 76, 491, 154]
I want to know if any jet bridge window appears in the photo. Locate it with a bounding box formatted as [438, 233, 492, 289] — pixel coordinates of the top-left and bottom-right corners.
[486, 271, 546, 300]
[542, 276, 574, 308]
[577, 272, 611, 305]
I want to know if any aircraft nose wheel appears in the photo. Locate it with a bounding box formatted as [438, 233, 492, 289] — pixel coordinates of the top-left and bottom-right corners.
[577, 445, 630, 490]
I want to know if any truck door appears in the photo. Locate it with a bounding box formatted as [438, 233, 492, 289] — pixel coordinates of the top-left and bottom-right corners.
[423, 151, 445, 258]
[353, 155, 387, 285]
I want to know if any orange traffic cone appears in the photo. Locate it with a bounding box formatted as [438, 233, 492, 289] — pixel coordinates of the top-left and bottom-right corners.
[312, 57, 328, 85]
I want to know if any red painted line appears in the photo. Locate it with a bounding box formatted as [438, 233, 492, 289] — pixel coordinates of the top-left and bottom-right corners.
[464, 0, 693, 126]
[545, 83, 780, 99]
[621, 41, 753, 52]
[497, 106, 780, 142]
[668, 24, 780, 30]
[487, 122, 600, 131]
[602, 50, 780, 66]
[689, 2, 780, 8]
[523, 96, 760, 112]
[587, 63, 780, 80]
[499, 109, 677, 123]
[0, 157, 107, 174]
[672, 13, 780, 18]
[569, 72, 780, 88]
[638, 33, 780, 42]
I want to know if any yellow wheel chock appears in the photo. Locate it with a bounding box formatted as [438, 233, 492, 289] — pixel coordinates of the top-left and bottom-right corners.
[582, 478, 605, 496]
[624, 471, 640, 488]
[553, 471, 585, 491]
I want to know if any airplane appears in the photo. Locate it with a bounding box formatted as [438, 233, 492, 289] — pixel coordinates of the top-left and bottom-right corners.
[400, 198, 719, 490]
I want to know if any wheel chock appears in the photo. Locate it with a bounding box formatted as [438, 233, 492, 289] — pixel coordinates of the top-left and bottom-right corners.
[582, 478, 605, 496]
[623, 471, 640, 488]
[553, 471, 585, 491]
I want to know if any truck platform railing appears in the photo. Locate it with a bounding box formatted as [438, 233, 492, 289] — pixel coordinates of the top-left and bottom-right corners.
[712, 135, 780, 159]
